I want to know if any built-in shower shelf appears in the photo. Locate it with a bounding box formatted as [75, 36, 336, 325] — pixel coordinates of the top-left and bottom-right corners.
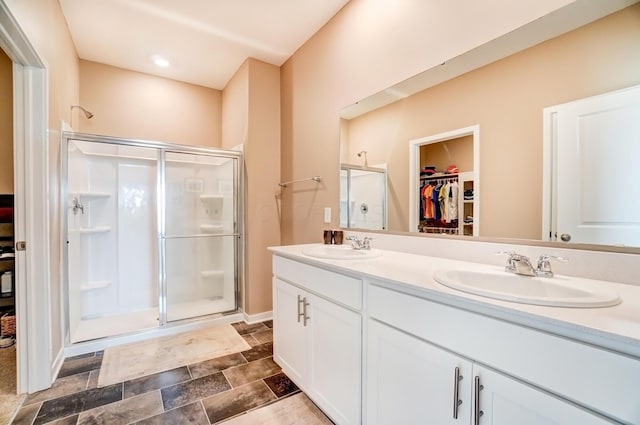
[74, 192, 111, 201]
[200, 194, 224, 201]
[81, 280, 111, 291]
[200, 224, 224, 233]
[200, 270, 224, 279]
[78, 226, 111, 234]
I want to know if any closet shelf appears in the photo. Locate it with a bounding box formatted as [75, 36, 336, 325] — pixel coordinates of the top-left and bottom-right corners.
[200, 270, 224, 278]
[80, 280, 111, 291]
[77, 226, 111, 234]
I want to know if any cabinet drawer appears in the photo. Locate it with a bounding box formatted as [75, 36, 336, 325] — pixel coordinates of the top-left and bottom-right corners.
[368, 282, 640, 424]
[273, 256, 362, 310]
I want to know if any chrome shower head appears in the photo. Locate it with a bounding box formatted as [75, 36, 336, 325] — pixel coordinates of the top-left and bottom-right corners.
[357, 150, 367, 157]
[71, 105, 94, 119]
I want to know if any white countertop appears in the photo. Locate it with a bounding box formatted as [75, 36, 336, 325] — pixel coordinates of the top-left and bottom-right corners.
[269, 243, 640, 359]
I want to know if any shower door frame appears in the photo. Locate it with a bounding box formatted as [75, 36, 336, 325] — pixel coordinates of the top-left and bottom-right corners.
[61, 132, 244, 344]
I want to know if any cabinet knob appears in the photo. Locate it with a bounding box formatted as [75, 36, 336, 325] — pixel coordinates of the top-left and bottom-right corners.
[560, 233, 571, 242]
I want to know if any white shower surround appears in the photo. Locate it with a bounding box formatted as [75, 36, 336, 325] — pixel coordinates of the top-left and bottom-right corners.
[66, 138, 241, 343]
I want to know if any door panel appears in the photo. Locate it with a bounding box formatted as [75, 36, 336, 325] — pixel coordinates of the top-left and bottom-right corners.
[163, 151, 238, 321]
[554, 84, 640, 246]
[366, 319, 472, 425]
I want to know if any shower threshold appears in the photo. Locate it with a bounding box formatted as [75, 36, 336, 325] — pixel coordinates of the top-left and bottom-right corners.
[71, 298, 238, 343]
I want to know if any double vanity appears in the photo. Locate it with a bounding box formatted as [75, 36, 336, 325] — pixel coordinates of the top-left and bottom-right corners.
[269, 242, 640, 425]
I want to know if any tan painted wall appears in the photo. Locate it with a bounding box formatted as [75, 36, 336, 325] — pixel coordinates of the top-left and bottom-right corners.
[5, 0, 81, 365]
[222, 59, 281, 315]
[281, 2, 640, 243]
[420, 136, 473, 173]
[79, 60, 222, 147]
[0, 48, 12, 194]
[343, 6, 640, 239]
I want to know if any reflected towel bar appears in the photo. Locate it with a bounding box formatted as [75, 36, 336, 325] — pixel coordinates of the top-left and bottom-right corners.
[279, 176, 322, 188]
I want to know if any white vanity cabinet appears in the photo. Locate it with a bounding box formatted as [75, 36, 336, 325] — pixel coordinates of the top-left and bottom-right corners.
[367, 282, 634, 425]
[473, 365, 613, 425]
[366, 319, 473, 424]
[272, 256, 362, 425]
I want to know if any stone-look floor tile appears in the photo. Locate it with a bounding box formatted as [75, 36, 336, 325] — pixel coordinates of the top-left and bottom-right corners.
[202, 380, 277, 424]
[241, 343, 273, 363]
[223, 357, 281, 388]
[241, 334, 260, 347]
[262, 320, 273, 329]
[25, 372, 90, 406]
[86, 370, 100, 390]
[33, 384, 122, 425]
[77, 390, 163, 425]
[49, 414, 79, 424]
[263, 373, 299, 398]
[220, 393, 332, 425]
[64, 352, 95, 362]
[251, 329, 273, 344]
[230, 322, 268, 335]
[56, 356, 102, 379]
[161, 372, 230, 411]
[124, 366, 191, 399]
[133, 401, 209, 425]
[11, 402, 41, 425]
[188, 353, 246, 380]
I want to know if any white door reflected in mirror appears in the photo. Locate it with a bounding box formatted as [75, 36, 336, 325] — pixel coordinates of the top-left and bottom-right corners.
[544, 84, 640, 247]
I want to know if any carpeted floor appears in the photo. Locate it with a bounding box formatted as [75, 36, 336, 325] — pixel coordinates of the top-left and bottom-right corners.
[0, 344, 25, 424]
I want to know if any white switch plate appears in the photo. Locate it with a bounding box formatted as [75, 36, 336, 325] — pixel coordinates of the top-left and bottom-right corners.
[323, 207, 331, 223]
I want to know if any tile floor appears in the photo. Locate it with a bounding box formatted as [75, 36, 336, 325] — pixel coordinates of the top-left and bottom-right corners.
[11, 321, 328, 425]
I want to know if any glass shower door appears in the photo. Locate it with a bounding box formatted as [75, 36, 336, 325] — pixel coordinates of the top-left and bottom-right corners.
[162, 151, 239, 322]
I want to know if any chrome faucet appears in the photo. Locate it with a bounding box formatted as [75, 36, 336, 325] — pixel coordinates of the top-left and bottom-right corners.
[498, 251, 567, 277]
[71, 197, 85, 215]
[346, 235, 372, 250]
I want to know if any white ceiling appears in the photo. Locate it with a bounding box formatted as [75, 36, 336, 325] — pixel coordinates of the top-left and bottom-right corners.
[59, 0, 350, 90]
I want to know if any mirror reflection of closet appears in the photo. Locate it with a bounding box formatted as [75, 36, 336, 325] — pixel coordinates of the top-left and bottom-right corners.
[410, 126, 479, 236]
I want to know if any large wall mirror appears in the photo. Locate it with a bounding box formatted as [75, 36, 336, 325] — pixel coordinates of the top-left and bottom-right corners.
[339, 1, 640, 251]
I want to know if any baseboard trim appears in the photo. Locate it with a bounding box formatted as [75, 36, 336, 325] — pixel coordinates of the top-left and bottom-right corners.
[243, 310, 273, 324]
[51, 347, 65, 385]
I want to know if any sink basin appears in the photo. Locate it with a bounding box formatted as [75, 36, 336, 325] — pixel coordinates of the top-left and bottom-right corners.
[433, 269, 621, 308]
[301, 244, 382, 260]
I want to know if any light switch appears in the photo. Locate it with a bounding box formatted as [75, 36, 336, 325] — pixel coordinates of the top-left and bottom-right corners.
[324, 207, 331, 223]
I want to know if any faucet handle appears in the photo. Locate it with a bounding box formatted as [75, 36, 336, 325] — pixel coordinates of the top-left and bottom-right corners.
[495, 251, 517, 272]
[536, 254, 568, 277]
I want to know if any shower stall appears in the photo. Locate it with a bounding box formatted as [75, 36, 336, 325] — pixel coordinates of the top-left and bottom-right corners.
[340, 164, 387, 230]
[63, 133, 243, 344]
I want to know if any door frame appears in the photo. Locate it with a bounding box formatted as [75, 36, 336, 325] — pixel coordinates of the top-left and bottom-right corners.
[0, 1, 53, 393]
[408, 125, 480, 233]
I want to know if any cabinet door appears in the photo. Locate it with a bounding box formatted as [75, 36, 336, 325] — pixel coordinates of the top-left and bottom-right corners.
[272, 278, 307, 385]
[307, 293, 361, 425]
[366, 319, 472, 425]
[474, 366, 615, 425]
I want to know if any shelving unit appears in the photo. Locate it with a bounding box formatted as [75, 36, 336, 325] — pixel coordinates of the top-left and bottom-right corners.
[0, 195, 15, 311]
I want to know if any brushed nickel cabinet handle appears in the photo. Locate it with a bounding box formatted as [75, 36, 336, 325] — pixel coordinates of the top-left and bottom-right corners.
[303, 299, 310, 326]
[453, 366, 463, 419]
[474, 376, 484, 425]
[297, 295, 304, 323]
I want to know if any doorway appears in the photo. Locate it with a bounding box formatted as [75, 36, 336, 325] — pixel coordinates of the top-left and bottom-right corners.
[1, 0, 53, 395]
[409, 125, 480, 235]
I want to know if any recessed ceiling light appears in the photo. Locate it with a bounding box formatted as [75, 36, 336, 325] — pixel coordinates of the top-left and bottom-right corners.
[152, 55, 170, 67]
